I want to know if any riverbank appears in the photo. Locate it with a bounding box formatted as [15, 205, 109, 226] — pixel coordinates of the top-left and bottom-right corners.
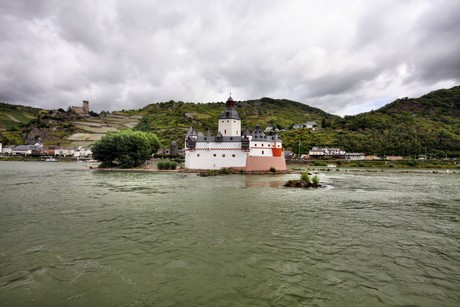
[289, 165, 459, 175]
[288, 159, 459, 169]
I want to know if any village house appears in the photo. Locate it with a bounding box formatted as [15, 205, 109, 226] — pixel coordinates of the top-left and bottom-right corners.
[156, 141, 185, 157]
[305, 121, 317, 130]
[54, 147, 75, 157]
[1, 145, 14, 155]
[73, 147, 93, 159]
[309, 147, 347, 158]
[293, 121, 317, 130]
[12, 143, 43, 156]
[365, 155, 381, 160]
[385, 155, 403, 161]
[345, 153, 365, 160]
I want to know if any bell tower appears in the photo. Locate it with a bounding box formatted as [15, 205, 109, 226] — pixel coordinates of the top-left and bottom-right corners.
[218, 95, 241, 137]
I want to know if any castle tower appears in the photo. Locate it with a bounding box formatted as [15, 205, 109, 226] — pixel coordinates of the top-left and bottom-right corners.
[83, 100, 89, 114]
[218, 95, 241, 137]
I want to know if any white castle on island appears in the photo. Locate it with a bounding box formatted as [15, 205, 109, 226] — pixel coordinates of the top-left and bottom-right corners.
[184, 96, 286, 171]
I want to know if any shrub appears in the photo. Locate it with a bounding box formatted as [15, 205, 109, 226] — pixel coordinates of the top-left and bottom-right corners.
[312, 175, 320, 186]
[158, 160, 177, 170]
[157, 161, 166, 169]
[165, 161, 172, 169]
[301, 171, 311, 184]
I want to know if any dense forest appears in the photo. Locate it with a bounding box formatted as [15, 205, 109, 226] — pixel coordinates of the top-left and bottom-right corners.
[1, 86, 459, 158]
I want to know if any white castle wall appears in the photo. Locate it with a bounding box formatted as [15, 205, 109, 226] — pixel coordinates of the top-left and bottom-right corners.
[185, 148, 248, 169]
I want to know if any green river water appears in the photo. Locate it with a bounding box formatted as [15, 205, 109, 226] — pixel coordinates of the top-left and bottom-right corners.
[0, 161, 459, 306]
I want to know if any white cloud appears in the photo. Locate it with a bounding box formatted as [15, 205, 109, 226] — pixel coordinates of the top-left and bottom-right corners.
[0, 0, 458, 115]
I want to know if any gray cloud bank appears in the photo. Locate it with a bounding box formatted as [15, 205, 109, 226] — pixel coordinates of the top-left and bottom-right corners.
[1, 0, 459, 116]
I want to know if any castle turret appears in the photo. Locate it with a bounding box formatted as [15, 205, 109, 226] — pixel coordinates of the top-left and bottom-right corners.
[218, 95, 241, 137]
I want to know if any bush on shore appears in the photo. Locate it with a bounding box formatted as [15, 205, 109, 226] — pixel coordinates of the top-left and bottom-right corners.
[157, 160, 177, 170]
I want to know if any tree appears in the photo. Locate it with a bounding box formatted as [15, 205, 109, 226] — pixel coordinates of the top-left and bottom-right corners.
[92, 130, 161, 168]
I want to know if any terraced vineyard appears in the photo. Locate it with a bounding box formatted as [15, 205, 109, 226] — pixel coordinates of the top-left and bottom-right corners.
[0, 103, 41, 130]
[66, 114, 141, 147]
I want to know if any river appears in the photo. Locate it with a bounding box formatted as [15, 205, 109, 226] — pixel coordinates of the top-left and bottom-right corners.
[0, 162, 459, 306]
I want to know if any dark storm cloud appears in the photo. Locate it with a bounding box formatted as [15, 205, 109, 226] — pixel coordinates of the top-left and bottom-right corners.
[0, 0, 459, 115]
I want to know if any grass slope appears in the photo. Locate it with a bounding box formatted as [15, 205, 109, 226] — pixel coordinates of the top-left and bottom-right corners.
[0, 102, 41, 130]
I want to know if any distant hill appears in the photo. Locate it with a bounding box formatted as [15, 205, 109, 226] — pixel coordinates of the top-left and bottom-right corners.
[0, 102, 44, 144]
[1, 86, 459, 157]
[379, 86, 460, 117]
[0, 102, 42, 130]
[333, 86, 460, 157]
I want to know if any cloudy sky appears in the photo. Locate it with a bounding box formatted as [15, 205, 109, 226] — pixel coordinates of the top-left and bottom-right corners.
[1, 0, 459, 116]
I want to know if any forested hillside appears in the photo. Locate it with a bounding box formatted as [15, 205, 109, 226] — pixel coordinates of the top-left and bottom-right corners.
[338, 86, 460, 157]
[1, 86, 459, 158]
[134, 97, 339, 147]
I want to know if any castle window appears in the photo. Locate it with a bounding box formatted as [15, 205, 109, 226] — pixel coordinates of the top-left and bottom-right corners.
[197, 154, 200, 157]
[262, 151, 264, 155]
[232, 154, 236, 157]
[222, 154, 226, 157]
[227, 120, 229, 123]
[262, 144, 264, 147]
[222, 120, 224, 123]
[255, 144, 257, 147]
[213, 154, 216, 157]
[225, 129, 227, 134]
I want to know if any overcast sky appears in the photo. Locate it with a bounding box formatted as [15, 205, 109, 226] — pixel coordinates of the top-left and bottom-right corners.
[1, 0, 459, 116]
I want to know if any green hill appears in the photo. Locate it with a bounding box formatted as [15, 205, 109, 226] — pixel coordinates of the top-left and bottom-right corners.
[336, 86, 460, 157]
[1, 86, 459, 158]
[0, 102, 43, 144]
[135, 97, 339, 147]
[0, 102, 42, 129]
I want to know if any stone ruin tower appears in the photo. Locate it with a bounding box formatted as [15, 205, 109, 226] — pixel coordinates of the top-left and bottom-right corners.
[82, 100, 89, 114]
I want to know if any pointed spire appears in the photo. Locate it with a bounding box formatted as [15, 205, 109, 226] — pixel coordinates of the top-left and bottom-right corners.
[226, 94, 235, 109]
